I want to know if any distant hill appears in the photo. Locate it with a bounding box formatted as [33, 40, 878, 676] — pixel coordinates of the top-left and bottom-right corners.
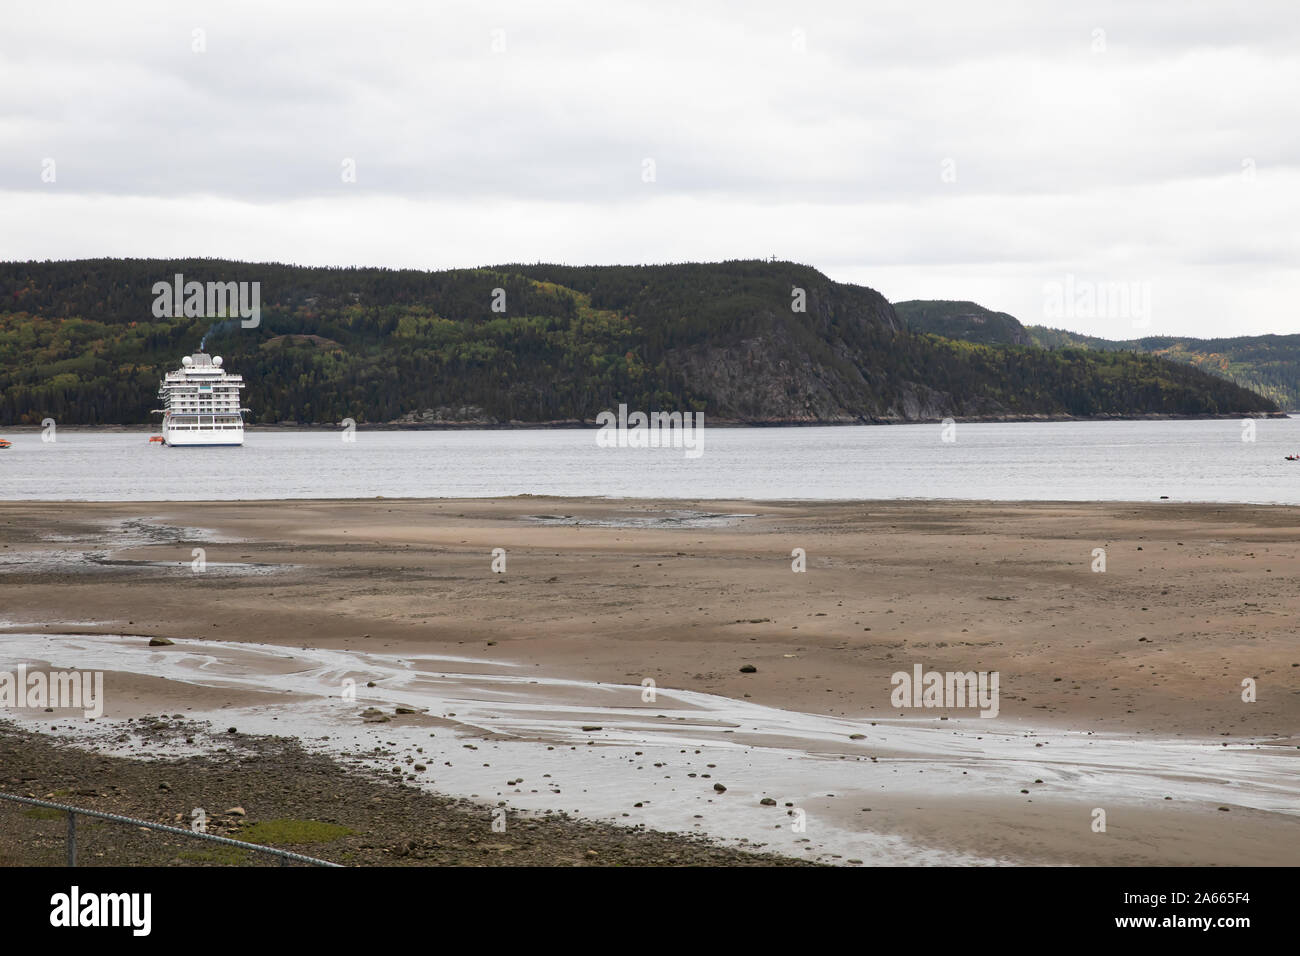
[893, 300, 1035, 346]
[897, 299, 1300, 412]
[0, 259, 1278, 426]
[1029, 329, 1300, 411]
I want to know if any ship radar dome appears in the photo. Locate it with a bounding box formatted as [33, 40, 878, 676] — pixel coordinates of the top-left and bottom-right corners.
[213, 356, 224, 367]
[182, 356, 194, 366]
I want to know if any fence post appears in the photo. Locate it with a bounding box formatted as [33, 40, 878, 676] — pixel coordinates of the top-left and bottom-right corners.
[66, 811, 76, 867]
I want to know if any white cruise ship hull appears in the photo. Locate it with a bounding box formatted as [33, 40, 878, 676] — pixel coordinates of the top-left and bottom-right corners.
[163, 419, 245, 446]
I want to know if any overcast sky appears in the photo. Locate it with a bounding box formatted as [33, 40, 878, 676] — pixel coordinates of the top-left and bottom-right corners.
[3, 0, 1298, 337]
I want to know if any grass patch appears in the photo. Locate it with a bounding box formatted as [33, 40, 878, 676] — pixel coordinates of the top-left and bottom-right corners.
[239, 819, 354, 846]
[22, 808, 66, 821]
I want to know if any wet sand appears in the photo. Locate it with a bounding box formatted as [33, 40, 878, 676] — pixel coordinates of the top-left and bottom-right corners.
[0, 721, 806, 868]
[1, 498, 1298, 865]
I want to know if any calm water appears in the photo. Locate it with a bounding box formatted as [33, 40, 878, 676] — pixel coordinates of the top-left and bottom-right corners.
[1, 419, 1298, 502]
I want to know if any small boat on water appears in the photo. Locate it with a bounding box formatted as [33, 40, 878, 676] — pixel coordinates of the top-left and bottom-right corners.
[149, 435, 165, 444]
[1287, 454, 1300, 461]
[0, 439, 10, 449]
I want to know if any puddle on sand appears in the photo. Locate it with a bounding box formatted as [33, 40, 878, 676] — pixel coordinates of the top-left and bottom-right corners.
[526, 510, 757, 529]
[4, 633, 1297, 865]
[86, 557, 285, 575]
[98, 517, 249, 548]
[4, 518, 273, 576]
[37, 517, 245, 548]
[0, 550, 288, 577]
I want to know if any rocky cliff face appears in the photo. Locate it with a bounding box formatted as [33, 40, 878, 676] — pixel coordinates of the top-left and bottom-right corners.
[665, 284, 967, 422]
[671, 332, 866, 422]
[670, 332, 958, 422]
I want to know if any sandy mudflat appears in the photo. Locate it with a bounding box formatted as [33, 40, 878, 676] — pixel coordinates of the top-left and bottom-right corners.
[1, 497, 1297, 865]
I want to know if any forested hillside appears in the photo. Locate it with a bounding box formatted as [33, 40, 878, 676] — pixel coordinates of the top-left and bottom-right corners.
[897, 298, 1299, 412]
[1029, 328, 1300, 412]
[893, 300, 1034, 346]
[0, 260, 1278, 425]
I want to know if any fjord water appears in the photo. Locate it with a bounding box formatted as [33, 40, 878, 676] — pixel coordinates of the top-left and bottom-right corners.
[2, 418, 1298, 503]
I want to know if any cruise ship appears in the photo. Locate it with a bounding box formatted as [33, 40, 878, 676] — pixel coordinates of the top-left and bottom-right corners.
[153, 352, 249, 446]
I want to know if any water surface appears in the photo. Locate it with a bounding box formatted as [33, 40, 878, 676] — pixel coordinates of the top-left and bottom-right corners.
[1, 419, 1297, 503]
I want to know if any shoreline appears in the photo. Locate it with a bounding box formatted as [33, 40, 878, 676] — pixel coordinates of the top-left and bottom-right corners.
[1, 411, 1291, 432]
[2, 497, 1297, 865]
[0, 719, 807, 867]
[4, 628, 1294, 866]
[4, 496, 1299, 737]
[6, 496, 1300, 510]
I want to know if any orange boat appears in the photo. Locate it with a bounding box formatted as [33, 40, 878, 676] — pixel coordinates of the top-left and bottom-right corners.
[0, 439, 11, 449]
[149, 435, 165, 444]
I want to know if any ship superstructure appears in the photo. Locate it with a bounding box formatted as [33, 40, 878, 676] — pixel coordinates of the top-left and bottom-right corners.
[153, 353, 248, 446]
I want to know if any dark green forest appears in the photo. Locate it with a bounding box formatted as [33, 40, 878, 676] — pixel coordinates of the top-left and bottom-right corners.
[898, 298, 1300, 412]
[1028, 327, 1300, 412]
[0, 259, 1278, 426]
[893, 300, 1035, 346]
